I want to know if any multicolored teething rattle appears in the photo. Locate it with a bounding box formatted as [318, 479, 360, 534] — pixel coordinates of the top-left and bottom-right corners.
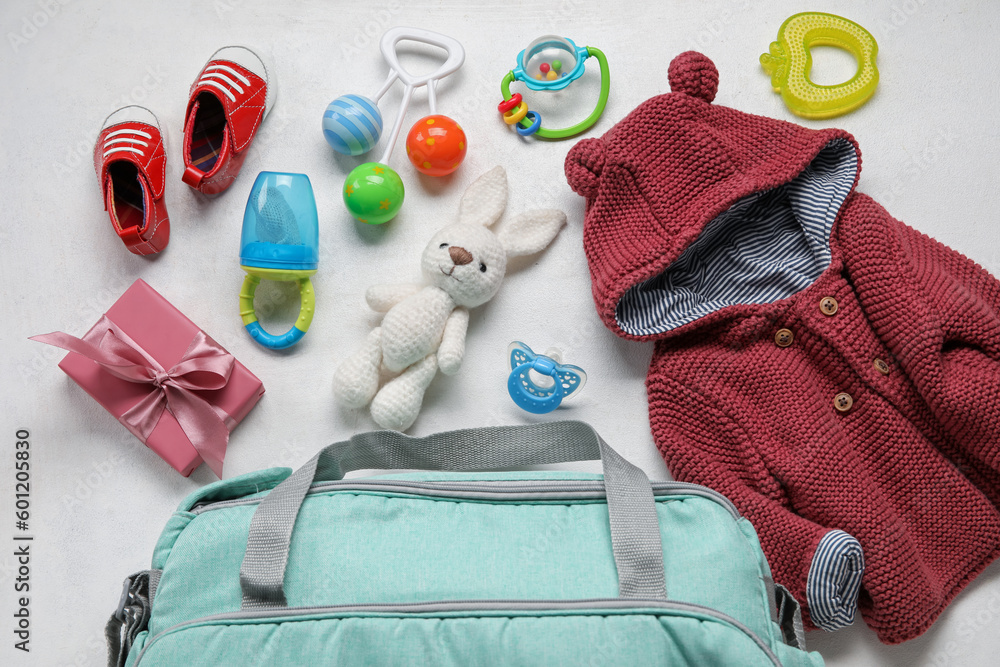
[498, 36, 610, 139]
[322, 27, 466, 224]
[507, 342, 587, 414]
[239, 172, 318, 350]
[760, 12, 879, 120]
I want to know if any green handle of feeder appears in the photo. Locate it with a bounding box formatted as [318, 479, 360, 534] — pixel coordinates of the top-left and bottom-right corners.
[239, 269, 316, 350]
[501, 46, 610, 140]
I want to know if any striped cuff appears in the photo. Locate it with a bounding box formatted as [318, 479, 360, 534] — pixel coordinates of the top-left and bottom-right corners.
[806, 530, 865, 631]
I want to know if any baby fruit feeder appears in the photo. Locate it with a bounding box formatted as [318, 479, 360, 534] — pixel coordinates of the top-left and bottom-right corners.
[498, 35, 610, 139]
[239, 171, 319, 350]
[323, 27, 467, 225]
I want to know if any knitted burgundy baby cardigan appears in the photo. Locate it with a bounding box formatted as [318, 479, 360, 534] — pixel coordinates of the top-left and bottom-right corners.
[566, 52, 1000, 644]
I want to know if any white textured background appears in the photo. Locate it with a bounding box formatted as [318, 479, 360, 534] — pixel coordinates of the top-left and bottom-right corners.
[1, 1, 998, 665]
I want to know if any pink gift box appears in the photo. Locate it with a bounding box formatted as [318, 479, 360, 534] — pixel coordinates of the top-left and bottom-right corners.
[54, 279, 264, 476]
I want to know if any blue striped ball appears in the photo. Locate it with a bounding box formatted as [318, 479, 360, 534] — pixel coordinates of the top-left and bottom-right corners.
[322, 95, 383, 156]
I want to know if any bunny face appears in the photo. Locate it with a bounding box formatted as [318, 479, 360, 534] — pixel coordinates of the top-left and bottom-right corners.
[421, 223, 508, 308]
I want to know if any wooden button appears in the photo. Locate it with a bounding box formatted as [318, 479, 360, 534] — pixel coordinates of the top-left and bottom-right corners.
[873, 358, 890, 375]
[820, 297, 839, 316]
[833, 392, 853, 412]
[774, 329, 794, 347]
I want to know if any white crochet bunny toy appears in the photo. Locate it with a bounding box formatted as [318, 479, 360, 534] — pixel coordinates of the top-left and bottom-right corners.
[333, 166, 567, 430]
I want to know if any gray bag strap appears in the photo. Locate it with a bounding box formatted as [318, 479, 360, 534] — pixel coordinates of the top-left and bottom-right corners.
[240, 421, 666, 609]
[106, 570, 158, 667]
[774, 582, 807, 650]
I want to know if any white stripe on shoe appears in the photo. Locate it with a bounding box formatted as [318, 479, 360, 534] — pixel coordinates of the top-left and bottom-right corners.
[198, 79, 237, 103]
[205, 46, 275, 118]
[103, 146, 146, 158]
[103, 127, 155, 159]
[199, 71, 244, 94]
[204, 63, 251, 86]
[106, 127, 152, 140]
[104, 137, 149, 148]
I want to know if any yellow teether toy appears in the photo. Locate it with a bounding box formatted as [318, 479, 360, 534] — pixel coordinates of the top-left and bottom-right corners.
[760, 12, 879, 120]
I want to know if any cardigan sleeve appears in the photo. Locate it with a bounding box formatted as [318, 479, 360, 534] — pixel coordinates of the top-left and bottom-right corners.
[899, 221, 1000, 358]
[648, 373, 864, 632]
[894, 220, 1000, 464]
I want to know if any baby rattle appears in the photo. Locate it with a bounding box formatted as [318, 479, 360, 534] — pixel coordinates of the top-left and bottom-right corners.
[333, 166, 567, 430]
[323, 27, 467, 225]
[497, 35, 610, 139]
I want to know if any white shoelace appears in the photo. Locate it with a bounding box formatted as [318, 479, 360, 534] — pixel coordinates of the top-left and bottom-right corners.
[197, 63, 251, 103]
[103, 127, 152, 159]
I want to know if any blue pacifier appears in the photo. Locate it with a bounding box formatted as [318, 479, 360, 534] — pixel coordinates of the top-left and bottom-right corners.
[507, 341, 587, 414]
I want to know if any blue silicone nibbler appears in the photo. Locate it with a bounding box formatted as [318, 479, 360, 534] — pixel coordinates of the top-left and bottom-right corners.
[507, 341, 587, 414]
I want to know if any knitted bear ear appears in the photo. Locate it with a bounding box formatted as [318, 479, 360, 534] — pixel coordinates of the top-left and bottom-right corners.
[565, 137, 606, 199]
[668, 51, 719, 103]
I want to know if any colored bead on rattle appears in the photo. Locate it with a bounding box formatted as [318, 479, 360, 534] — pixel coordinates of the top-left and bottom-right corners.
[497, 93, 522, 114]
[503, 102, 528, 125]
[498, 92, 541, 136]
[323, 95, 383, 156]
[343, 162, 405, 225]
[405, 115, 467, 177]
[517, 111, 541, 136]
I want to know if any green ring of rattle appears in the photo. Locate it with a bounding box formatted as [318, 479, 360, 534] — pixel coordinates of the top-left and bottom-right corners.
[500, 46, 610, 140]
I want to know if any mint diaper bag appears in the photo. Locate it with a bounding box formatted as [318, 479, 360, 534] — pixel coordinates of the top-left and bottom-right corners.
[107, 422, 824, 666]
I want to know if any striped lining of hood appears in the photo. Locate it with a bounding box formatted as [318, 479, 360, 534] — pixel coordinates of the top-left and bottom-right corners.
[616, 138, 858, 336]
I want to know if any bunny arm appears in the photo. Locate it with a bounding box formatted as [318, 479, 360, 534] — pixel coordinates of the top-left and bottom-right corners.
[366, 283, 423, 313]
[437, 307, 470, 376]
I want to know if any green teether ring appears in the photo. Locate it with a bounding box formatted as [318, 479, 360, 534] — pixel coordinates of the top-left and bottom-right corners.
[760, 12, 879, 120]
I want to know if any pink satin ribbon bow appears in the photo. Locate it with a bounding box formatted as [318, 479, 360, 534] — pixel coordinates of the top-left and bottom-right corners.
[31, 319, 235, 477]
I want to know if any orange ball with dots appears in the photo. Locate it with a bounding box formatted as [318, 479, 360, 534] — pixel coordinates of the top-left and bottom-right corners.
[405, 115, 467, 177]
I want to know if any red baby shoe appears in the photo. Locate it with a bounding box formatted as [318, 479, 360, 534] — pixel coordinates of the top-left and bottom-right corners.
[181, 45, 275, 196]
[94, 106, 170, 255]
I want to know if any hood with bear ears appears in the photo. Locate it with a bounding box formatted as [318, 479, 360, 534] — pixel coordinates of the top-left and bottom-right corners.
[565, 51, 862, 341]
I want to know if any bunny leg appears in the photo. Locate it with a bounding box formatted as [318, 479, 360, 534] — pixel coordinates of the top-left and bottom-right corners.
[333, 327, 383, 409]
[370, 353, 438, 431]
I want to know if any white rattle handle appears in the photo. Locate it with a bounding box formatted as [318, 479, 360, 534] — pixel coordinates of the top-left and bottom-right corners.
[375, 27, 466, 165]
[379, 27, 465, 89]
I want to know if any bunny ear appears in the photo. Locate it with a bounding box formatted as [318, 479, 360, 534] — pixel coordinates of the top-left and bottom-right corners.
[497, 209, 567, 258]
[458, 166, 508, 227]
